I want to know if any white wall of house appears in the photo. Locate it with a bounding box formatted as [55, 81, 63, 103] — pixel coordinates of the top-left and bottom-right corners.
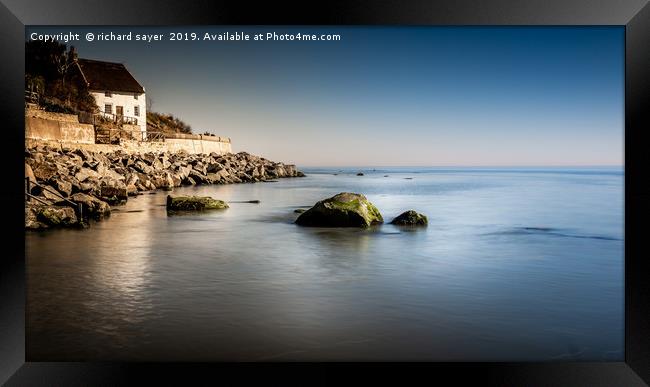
[91, 90, 147, 134]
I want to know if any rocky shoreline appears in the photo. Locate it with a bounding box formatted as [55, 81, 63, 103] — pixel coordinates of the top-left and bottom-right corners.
[25, 145, 305, 230]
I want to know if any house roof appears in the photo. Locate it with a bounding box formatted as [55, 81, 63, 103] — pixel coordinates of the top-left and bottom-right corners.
[76, 58, 145, 94]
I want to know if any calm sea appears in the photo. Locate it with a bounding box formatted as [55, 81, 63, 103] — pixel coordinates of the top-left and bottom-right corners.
[26, 167, 624, 361]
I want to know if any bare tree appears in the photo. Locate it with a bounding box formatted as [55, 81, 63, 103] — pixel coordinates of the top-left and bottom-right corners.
[56, 46, 77, 87]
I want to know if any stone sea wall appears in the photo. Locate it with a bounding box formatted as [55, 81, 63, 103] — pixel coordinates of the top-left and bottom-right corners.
[162, 134, 232, 154]
[25, 115, 95, 144]
[26, 137, 232, 156]
[25, 108, 233, 155]
[25, 145, 304, 230]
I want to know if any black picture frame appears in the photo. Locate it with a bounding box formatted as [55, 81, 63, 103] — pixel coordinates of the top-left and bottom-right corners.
[1, 0, 649, 385]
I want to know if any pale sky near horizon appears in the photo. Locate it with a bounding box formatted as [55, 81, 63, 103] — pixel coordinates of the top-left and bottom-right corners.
[26, 26, 624, 167]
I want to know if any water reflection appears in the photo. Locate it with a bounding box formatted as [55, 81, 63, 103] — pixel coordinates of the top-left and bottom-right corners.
[26, 168, 624, 361]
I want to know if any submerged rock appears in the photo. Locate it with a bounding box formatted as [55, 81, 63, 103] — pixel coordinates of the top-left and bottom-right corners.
[166, 195, 229, 211]
[390, 210, 428, 226]
[295, 192, 383, 227]
[294, 208, 306, 214]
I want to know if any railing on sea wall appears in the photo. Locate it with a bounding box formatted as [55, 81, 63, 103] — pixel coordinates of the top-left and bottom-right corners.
[84, 112, 139, 126]
[78, 111, 139, 126]
[95, 127, 165, 144]
[164, 133, 231, 143]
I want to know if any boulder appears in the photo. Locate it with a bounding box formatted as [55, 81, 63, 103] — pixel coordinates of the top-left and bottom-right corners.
[84, 160, 99, 170]
[193, 164, 208, 176]
[151, 158, 164, 171]
[144, 180, 157, 190]
[238, 172, 252, 182]
[25, 206, 48, 230]
[170, 173, 183, 187]
[141, 152, 157, 165]
[206, 163, 223, 173]
[37, 206, 78, 227]
[160, 155, 171, 169]
[79, 177, 101, 196]
[103, 168, 126, 181]
[275, 165, 286, 177]
[189, 169, 209, 184]
[125, 173, 139, 187]
[266, 169, 278, 178]
[177, 165, 193, 180]
[215, 168, 230, 179]
[25, 163, 38, 195]
[75, 167, 101, 182]
[151, 172, 175, 190]
[295, 192, 383, 227]
[94, 162, 108, 176]
[25, 163, 36, 183]
[166, 195, 229, 211]
[39, 186, 64, 202]
[133, 160, 154, 175]
[126, 184, 138, 196]
[69, 193, 111, 219]
[31, 161, 58, 181]
[94, 153, 111, 166]
[182, 176, 196, 185]
[100, 179, 128, 200]
[49, 178, 73, 197]
[74, 148, 92, 161]
[285, 165, 297, 176]
[249, 167, 260, 178]
[390, 210, 428, 226]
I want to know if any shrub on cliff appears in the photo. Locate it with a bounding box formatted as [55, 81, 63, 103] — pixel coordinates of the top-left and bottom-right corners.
[147, 112, 193, 135]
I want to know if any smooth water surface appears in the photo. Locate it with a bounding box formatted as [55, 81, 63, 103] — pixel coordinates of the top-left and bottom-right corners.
[26, 167, 624, 361]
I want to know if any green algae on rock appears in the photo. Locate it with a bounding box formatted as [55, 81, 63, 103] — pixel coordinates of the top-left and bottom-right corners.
[166, 195, 229, 212]
[390, 210, 428, 226]
[295, 192, 383, 227]
[37, 206, 78, 227]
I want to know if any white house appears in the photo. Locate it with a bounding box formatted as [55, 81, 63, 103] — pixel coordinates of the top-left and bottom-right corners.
[76, 58, 147, 136]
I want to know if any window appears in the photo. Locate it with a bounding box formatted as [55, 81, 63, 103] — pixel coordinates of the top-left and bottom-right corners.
[134, 94, 138, 100]
[134, 106, 140, 116]
[104, 104, 112, 114]
[105, 91, 112, 97]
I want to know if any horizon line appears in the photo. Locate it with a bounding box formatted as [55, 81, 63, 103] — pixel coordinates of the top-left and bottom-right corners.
[295, 164, 624, 169]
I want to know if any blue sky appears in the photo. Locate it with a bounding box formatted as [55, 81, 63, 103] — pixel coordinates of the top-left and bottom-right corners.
[26, 27, 624, 167]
